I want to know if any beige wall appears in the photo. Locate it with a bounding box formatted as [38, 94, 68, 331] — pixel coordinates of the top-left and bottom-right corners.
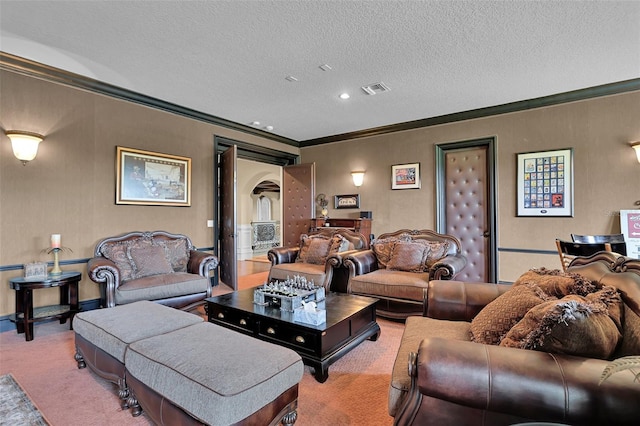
[301, 91, 640, 282]
[0, 70, 298, 317]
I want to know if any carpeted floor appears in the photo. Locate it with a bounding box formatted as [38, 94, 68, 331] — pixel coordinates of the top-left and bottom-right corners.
[0, 272, 404, 425]
[0, 374, 49, 426]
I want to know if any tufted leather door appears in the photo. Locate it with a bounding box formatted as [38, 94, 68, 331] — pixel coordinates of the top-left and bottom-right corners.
[437, 140, 496, 282]
[282, 163, 315, 247]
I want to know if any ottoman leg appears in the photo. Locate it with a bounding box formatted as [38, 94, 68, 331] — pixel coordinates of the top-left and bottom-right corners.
[74, 349, 86, 369]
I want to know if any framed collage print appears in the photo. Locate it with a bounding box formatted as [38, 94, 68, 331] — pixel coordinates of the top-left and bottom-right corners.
[516, 148, 573, 217]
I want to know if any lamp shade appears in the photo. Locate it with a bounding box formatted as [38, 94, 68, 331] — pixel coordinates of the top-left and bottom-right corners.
[631, 141, 640, 164]
[6, 131, 43, 164]
[351, 171, 365, 187]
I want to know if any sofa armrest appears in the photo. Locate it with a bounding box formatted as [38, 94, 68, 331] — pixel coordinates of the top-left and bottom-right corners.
[406, 338, 639, 425]
[187, 250, 219, 281]
[268, 246, 300, 265]
[87, 256, 120, 308]
[344, 250, 379, 276]
[429, 254, 467, 280]
[425, 280, 510, 321]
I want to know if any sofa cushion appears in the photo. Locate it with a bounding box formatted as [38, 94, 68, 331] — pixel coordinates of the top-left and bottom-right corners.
[125, 322, 303, 425]
[296, 234, 343, 265]
[371, 236, 402, 269]
[73, 300, 203, 362]
[389, 316, 471, 417]
[128, 244, 174, 279]
[387, 241, 431, 272]
[101, 240, 151, 282]
[423, 241, 450, 269]
[269, 262, 327, 286]
[158, 238, 189, 272]
[513, 268, 598, 298]
[350, 269, 430, 302]
[615, 304, 640, 357]
[470, 283, 556, 345]
[115, 272, 209, 305]
[500, 286, 623, 359]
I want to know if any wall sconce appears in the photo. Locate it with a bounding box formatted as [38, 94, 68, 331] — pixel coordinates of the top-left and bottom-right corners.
[5, 131, 44, 165]
[631, 141, 640, 164]
[351, 171, 365, 187]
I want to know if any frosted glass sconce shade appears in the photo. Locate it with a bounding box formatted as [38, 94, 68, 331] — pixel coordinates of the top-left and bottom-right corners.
[6, 131, 43, 165]
[351, 171, 365, 187]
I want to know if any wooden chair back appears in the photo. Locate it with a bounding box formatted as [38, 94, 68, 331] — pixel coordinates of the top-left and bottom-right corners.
[555, 239, 622, 272]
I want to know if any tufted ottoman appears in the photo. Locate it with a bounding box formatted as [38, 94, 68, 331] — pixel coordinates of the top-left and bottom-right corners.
[74, 300, 204, 406]
[125, 321, 304, 425]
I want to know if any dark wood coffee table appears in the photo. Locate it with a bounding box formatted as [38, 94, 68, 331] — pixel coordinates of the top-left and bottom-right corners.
[207, 289, 380, 382]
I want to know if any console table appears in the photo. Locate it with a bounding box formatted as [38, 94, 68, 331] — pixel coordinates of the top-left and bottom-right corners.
[9, 271, 81, 341]
[310, 218, 372, 245]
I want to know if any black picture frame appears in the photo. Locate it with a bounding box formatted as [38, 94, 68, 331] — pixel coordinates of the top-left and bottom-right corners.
[334, 194, 360, 209]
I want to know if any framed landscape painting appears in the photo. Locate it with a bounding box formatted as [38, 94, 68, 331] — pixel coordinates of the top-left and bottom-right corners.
[116, 146, 191, 206]
[516, 148, 573, 217]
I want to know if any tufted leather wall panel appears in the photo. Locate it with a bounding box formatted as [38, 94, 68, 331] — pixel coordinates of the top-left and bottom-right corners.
[444, 147, 489, 282]
[282, 163, 315, 247]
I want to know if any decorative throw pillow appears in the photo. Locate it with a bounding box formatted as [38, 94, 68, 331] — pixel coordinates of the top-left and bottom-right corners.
[513, 268, 598, 298]
[328, 234, 346, 255]
[387, 241, 431, 272]
[296, 235, 333, 265]
[500, 286, 623, 360]
[157, 238, 189, 272]
[614, 304, 640, 357]
[371, 237, 401, 269]
[101, 239, 152, 282]
[127, 244, 174, 279]
[470, 283, 557, 345]
[424, 241, 451, 269]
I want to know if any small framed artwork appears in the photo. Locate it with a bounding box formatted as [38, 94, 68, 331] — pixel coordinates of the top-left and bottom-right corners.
[334, 194, 360, 209]
[391, 163, 421, 189]
[24, 262, 48, 280]
[116, 146, 191, 206]
[516, 148, 573, 217]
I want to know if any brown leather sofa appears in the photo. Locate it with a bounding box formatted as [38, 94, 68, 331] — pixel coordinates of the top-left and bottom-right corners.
[267, 227, 368, 292]
[88, 230, 219, 311]
[344, 229, 467, 319]
[391, 252, 640, 426]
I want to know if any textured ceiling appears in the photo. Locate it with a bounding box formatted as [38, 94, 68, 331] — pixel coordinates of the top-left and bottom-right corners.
[1, 1, 639, 143]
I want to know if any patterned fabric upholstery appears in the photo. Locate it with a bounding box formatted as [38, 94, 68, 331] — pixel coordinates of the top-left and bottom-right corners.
[128, 244, 174, 279]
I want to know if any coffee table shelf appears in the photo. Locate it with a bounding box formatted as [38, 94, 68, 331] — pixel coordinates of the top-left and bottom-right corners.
[207, 289, 380, 382]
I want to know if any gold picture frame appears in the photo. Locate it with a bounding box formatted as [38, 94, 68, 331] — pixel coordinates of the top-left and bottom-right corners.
[24, 262, 48, 280]
[116, 146, 191, 206]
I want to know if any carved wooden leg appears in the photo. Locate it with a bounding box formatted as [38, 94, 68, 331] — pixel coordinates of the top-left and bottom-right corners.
[118, 379, 130, 409]
[127, 394, 143, 417]
[281, 409, 298, 426]
[74, 350, 86, 369]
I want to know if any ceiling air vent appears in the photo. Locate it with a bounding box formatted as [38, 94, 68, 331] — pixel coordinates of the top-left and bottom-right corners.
[361, 82, 390, 95]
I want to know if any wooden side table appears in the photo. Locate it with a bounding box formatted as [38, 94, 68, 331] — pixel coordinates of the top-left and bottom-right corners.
[9, 271, 81, 341]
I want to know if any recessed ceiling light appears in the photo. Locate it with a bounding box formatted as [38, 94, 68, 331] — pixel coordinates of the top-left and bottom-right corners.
[339, 93, 350, 100]
[251, 121, 260, 126]
[319, 64, 332, 71]
[264, 125, 274, 131]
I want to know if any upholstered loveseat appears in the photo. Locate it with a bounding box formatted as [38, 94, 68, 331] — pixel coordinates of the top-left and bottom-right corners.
[267, 227, 369, 292]
[88, 230, 219, 311]
[391, 252, 640, 426]
[344, 229, 467, 319]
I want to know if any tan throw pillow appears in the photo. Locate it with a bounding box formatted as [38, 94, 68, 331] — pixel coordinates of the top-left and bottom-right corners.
[500, 286, 623, 360]
[614, 304, 640, 357]
[513, 268, 598, 298]
[101, 239, 152, 282]
[328, 234, 346, 255]
[387, 241, 431, 272]
[296, 235, 333, 265]
[424, 241, 451, 269]
[157, 238, 189, 273]
[470, 283, 556, 345]
[371, 237, 400, 269]
[127, 244, 174, 279]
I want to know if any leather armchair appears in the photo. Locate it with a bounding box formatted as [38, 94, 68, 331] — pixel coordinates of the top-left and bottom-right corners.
[88, 231, 218, 311]
[267, 228, 368, 292]
[344, 229, 467, 319]
[392, 252, 640, 426]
